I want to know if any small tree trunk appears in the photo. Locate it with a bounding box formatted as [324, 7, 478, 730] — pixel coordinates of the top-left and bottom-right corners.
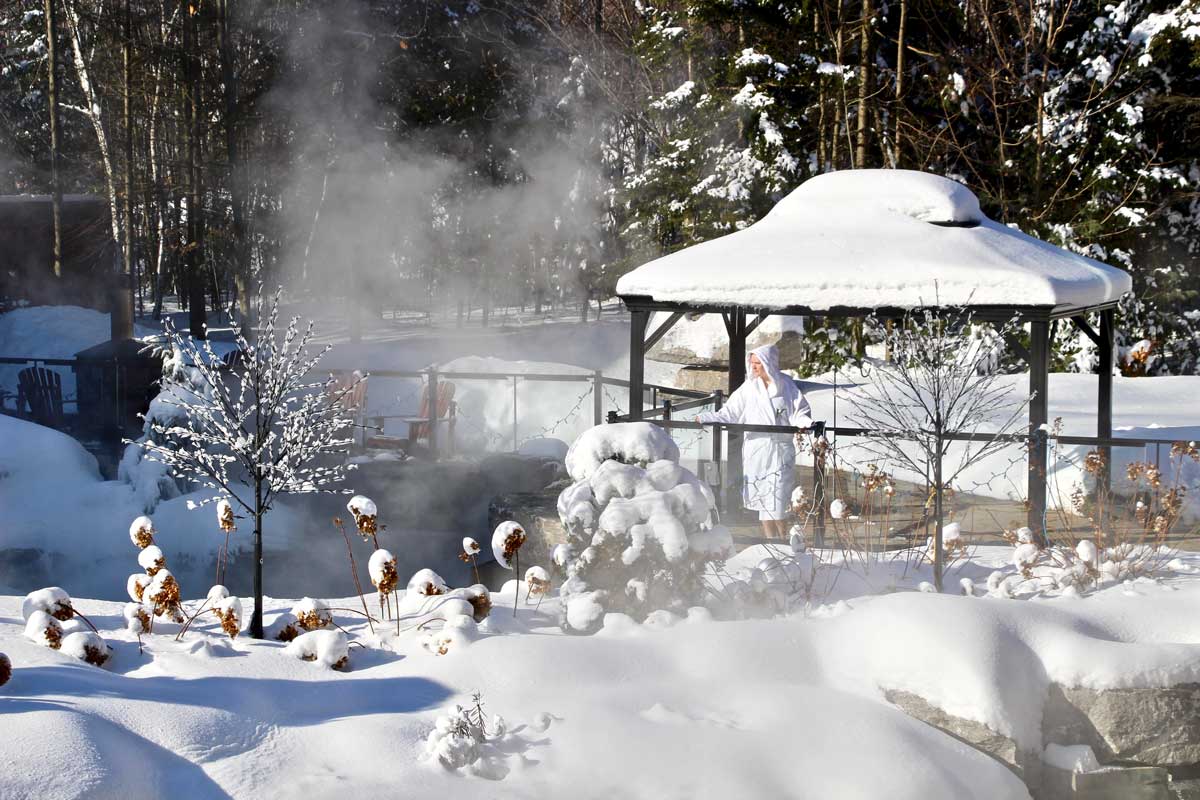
[44, 0, 63, 278]
[933, 428, 944, 592]
[251, 476, 265, 638]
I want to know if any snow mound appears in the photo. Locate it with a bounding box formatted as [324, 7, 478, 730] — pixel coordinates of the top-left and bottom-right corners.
[565, 422, 680, 481]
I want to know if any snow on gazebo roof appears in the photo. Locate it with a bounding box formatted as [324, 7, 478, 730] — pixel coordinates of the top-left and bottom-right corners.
[616, 170, 1132, 313]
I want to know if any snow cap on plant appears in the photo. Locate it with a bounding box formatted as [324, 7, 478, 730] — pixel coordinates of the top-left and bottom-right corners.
[1015, 527, 1034, 544]
[1076, 540, 1098, 563]
[217, 499, 236, 533]
[492, 521, 526, 569]
[24, 611, 63, 649]
[0, 652, 10, 687]
[207, 585, 230, 602]
[129, 516, 156, 549]
[368, 549, 398, 594]
[525, 566, 551, 597]
[462, 537, 480, 555]
[123, 602, 151, 635]
[21, 587, 73, 622]
[285, 629, 349, 670]
[347, 495, 378, 538]
[137, 545, 166, 577]
[61, 631, 109, 667]
[407, 568, 448, 597]
[829, 499, 848, 519]
[127, 573, 151, 603]
[790, 485, 806, 510]
[463, 584, 492, 622]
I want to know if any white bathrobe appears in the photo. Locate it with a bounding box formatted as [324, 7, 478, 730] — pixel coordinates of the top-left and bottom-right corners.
[697, 344, 813, 520]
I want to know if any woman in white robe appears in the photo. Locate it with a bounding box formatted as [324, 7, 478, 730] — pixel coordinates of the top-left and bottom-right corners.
[697, 343, 813, 538]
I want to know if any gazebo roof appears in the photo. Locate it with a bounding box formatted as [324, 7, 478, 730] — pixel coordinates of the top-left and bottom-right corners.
[616, 170, 1132, 315]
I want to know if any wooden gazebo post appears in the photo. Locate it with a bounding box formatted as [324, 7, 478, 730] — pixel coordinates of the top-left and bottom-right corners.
[725, 309, 748, 511]
[1027, 316, 1051, 543]
[628, 309, 649, 419]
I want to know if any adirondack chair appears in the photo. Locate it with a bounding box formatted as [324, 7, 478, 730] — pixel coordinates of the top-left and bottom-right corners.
[330, 371, 368, 447]
[410, 380, 456, 452]
[17, 367, 68, 429]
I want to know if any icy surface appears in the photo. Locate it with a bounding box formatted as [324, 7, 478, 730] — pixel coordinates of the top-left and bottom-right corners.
[616, 169, 1131, 310]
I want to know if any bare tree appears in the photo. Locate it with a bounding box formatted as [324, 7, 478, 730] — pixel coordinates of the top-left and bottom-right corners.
[842, 302, 1030, 589]
[132, 289, 362, 637]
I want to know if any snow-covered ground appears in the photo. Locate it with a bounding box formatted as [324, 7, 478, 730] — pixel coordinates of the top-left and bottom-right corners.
[4, 548, 1200, 800]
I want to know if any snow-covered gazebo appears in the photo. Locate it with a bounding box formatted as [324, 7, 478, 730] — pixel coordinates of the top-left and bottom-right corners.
[615, 169, 1133, 532]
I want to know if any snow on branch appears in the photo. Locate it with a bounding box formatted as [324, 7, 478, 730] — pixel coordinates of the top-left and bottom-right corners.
[128, 288, 362, 517]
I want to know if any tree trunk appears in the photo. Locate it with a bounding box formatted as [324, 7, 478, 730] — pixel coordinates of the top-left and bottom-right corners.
[251, 479, 264, 638]
[855, 0, 872, 168]
[220, 0, 250, 325]
[184, 0, 205, 338]
[893, 0, 907, 167]
[44, 0, 63, 278]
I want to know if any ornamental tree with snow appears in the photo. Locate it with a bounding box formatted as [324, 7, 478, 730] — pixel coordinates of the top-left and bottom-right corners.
[845, 303, 1030, 590]
[554, 423, 733, 632]
[130, 289, 362, 638]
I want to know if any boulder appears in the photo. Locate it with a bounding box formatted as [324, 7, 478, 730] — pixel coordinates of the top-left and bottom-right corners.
[884, 689, 1038, 782]
[1043, 683, 1200, 768]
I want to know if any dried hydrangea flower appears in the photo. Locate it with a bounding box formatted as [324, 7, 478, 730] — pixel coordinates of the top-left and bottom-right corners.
[129, 515, 156, 549]
[217, 499, 237, 533]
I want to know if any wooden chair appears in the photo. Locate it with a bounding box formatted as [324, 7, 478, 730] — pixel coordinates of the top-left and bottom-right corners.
[17, 367, 67, 429]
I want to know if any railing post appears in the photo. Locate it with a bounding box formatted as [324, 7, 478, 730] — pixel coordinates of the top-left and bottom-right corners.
[813, 432, 826, 549]
[593, 370, 603, 426]
[711, 390, 724, 512]
[607, 410, 618, 424]
[662, 399, 672, 421]
[427, 367, 439, 458]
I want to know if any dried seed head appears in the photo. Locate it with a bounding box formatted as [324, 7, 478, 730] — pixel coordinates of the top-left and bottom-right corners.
[276, 623, 301, 642]
[466, 585, 492, 622]
[217, 499, 236, 534]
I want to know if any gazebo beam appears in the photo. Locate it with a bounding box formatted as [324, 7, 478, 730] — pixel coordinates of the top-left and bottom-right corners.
[645, 311, 684, 351]
[629, 309, 649, 420]
[746, 313, 768, 336]
[1028, 318, 1051, 541]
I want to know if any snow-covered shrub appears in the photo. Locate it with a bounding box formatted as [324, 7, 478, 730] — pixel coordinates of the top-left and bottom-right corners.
[555, 423, 733, 632]
[286, 629, 349, 670]
[425, 704, 483, 769]
[25, 611, 64, 649]
[61, 631, 110, 667]
[0, 652, 10, 686]
[123, 602, 151, 635]
[21, 587, 74, 622]
[272, 597, 333, 641]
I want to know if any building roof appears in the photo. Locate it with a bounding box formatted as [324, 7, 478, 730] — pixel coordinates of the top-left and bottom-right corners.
[616, 170, 1132, 314]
